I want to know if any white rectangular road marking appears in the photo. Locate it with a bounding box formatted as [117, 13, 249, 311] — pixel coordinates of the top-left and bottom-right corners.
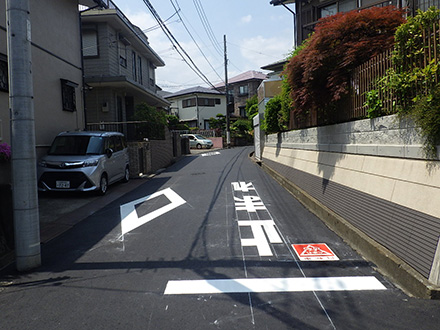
[120, 188, 186, 235]
[238, 220, 283, 244]
[164, 276, 386, 294]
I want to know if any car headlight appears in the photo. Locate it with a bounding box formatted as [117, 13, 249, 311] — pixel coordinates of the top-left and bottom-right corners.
[83, 159, 99, 167]
[38, 160, 47, 167]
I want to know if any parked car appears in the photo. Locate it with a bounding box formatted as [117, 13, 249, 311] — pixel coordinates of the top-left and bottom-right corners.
[181, 134, 213, 149]
[38, 131, 129, 195]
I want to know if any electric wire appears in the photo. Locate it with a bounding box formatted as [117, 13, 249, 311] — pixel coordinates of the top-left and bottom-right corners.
[192, 0, 223, 56]
[142, 0, 218, 90]
[170, 0, 224, 84]
[173, 0, 225, 65]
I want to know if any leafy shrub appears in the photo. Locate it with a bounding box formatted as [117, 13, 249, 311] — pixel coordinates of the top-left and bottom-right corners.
[167, 115, 188, 130]
[286, 6, 405, 119]
[383, 7, 440, 157]
[411, 88, 440, 158]
[245, 95, 259, 120]
[208, 114, 226, 131]
[132, 103, 167, 140]
[263, 95, 282, 134]
[364, 89, 383, 118]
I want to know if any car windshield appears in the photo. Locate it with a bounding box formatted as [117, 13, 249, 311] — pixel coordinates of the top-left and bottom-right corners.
[48, 136, 104, 155]
[194, 135, 206, 139]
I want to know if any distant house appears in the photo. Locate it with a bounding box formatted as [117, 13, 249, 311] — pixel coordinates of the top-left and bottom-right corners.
[0, 0, 103, 158]
[81, 1, 169, 132]
[270, 0, 440, 46]
[257, 60, 288, 114]
[215, 70, 267, 118]
[164, 86, 226, 129]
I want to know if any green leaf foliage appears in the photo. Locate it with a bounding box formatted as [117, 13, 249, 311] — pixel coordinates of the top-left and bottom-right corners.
[383, 7, 440, 157]
[263, 95, 282, 134]
[132, 103, 167, 140]
[285, 6, 405, 118]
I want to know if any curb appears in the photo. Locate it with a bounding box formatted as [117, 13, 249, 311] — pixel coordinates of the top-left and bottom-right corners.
[258, 160, 440, 299]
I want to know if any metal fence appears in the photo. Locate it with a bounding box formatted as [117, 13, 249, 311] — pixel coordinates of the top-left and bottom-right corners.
[87, 121, 166, 141]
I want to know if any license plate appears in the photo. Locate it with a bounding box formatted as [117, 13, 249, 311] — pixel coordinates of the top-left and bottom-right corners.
[56, 180, 70, 188]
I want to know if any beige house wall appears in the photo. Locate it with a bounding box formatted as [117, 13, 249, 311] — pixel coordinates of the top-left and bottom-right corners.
[0, 0, 86, 159]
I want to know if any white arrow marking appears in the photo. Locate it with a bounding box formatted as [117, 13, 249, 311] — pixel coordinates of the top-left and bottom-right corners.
[120, 188, 186, 236]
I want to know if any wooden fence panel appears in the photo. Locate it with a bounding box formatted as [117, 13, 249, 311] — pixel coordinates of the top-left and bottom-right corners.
[289, 19, 440, 130]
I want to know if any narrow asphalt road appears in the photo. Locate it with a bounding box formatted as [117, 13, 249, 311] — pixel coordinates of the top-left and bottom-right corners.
[1, 146, 440, 330]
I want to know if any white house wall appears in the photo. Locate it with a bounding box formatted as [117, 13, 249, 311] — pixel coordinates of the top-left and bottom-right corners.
[169, 94, 226, 128]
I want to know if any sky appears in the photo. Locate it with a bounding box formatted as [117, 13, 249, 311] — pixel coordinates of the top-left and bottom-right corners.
[111, 0, 295, 92]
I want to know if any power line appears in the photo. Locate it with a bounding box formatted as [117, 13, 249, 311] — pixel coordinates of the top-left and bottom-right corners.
[142, 0, 218, 90]
[173, 0, 224, 64]
[170, 0, 224, 84]
[192, 0, 223, 56]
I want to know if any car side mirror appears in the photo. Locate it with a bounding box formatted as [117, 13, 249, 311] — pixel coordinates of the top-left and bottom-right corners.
[105, 148, 113, 158]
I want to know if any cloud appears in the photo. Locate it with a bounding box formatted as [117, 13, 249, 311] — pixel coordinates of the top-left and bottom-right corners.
[238, 35, 294, 69]
[241, 15, 252, 24]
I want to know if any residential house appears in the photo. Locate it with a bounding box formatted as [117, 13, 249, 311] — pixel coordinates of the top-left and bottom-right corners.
[164, 86, 226, 129]
[0, 0, 104, 159]
[257, 60, 288, 114]
[270, 0, 412, 46]
[81, 1, 169, 135]
[215, 70, 267, 119]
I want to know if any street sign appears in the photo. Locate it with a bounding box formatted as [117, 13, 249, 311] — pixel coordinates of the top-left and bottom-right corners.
[292, 243, 339, 261]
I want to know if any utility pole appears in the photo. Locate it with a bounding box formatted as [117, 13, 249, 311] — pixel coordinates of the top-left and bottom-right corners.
[6, 0, 41, 271]
[224, 35, 231, 148]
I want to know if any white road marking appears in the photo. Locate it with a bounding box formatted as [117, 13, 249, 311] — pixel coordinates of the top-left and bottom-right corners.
[201, 151, 220, 157]
[120, 188, 186, 235]
[232, 182, 255, 193]
[238, 220, 283, 256]
[234, 196, 266, 212]
[164, 276, 386, 295]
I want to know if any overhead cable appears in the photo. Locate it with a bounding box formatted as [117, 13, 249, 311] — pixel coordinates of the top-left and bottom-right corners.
[142, 0, 218, 90]
[170, 0, 224, 84]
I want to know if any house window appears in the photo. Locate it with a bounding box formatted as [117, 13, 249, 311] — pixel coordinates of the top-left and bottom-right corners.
[138, 56, 143, 85]
[320, 3, 337, 18]
[239, 106, 247, 118]
[132, 51, 137, 81]
[239, 85, 248, 95]
[339, 0, 357, 12]
[61, 79, 78, 112]
[197, 98, 216, 107]
[215, 98, 221, 105]
[0, 55, 8, 92]
[149, 62, 155, 87]
[119, 41, 127, 67]
[83, 29, 98, 57]
[182, 98, 196, 108]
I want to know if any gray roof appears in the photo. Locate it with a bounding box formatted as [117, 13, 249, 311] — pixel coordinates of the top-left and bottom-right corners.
[164, 86, 225, 99]
[214, 70, 267, 88]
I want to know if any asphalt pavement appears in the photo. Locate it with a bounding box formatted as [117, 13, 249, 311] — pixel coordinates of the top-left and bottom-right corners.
[1, 146, 440, 330]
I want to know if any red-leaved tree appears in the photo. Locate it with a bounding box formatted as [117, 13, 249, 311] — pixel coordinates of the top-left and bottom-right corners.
[286, 6, 406, 120]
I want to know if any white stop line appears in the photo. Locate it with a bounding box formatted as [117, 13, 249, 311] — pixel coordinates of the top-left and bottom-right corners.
[164, 276, 386, 295]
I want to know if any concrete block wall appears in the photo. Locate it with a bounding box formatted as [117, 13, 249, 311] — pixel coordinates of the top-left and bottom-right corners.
[262, 114, 440, 291]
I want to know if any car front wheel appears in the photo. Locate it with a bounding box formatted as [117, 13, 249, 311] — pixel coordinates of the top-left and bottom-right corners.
[97, 174, 108, 195]
[122, 166, 129, 183]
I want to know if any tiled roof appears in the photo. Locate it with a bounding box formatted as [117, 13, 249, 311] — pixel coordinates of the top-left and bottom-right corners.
[214, 70, 267, 88]
[164, 86, 224, 99]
